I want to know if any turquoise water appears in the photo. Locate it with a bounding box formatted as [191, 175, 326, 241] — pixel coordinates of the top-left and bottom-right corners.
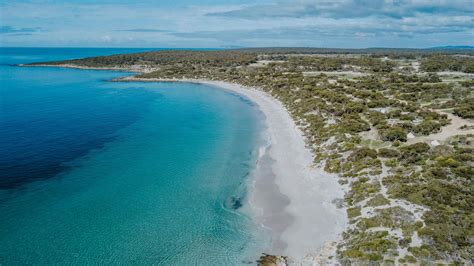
[0, 48, 267, 264]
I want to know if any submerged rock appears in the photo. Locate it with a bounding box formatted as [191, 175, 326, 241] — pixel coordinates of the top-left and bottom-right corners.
[225, 196, 243, 210]
[257, 254, 288, 266]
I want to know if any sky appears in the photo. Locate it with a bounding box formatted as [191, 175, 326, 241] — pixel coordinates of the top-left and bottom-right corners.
[0, 0, 473, 48]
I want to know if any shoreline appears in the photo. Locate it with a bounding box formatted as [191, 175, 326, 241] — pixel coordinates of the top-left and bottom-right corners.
[119, 76, 348, 262]
[18, 63, 150, 73]
[19, 63, 348, 261]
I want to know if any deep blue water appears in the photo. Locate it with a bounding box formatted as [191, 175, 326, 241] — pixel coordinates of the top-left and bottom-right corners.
[0, 48, 267, 264]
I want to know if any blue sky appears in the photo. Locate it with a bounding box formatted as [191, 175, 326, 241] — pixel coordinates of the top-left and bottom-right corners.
[0, 0, 473, 48]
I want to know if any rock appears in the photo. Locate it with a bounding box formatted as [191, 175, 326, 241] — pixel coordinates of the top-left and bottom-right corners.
[430, 140, 440, 147]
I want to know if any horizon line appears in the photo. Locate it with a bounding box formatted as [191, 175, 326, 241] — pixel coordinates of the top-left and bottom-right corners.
[1, 45, 473, 50]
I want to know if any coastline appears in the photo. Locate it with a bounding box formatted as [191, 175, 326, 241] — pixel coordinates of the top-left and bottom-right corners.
[18, 63, 349, 261]
[18, 63, 152, 73]
[118, 76, 348, 262]
[14, 49, 474, 264]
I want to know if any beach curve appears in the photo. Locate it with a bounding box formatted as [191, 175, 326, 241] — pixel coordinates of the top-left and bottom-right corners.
[118, 77, 348, 262]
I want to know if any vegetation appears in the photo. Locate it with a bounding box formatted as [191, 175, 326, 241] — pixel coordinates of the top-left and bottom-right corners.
[453, 98, 474, 119]
[420, 55, 474, 73]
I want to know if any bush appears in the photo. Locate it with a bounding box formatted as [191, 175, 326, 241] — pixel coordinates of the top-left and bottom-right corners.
[378, 148, 400, 158]
[348, 147, 378, 161]
[399, 142, 430, 163]
[413, 120, 442, 135]
[325, 159, 341, 173]
[401, 142, 430, 154]
[453, 106, 474, 119]
[347, 207, 362, 219]
[366, 194, 390, 207]
[340, 114, 371, 133]
[380, 126, 407, 142]
[345, 102, 367, 114]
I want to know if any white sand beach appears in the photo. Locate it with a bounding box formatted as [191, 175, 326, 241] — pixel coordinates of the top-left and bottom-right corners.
[121, 77, 348, 262]
[204, 80, 348, 262]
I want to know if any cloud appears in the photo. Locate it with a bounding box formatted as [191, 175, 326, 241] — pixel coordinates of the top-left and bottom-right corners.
[5, 33, 33, 37]
[114, 28, 170, 32]
[0, 26, 42, 34]
[206, 0, 474, 19]
[1, 0, 472, 48]
[170, 14, 474, 44]
[100, 35, 112, 42]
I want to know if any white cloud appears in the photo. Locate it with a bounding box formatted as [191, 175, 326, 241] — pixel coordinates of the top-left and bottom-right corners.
[1, 0, 472, 48]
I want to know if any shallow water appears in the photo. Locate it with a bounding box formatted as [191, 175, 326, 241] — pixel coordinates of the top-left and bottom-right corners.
[0, 48, 268, 264]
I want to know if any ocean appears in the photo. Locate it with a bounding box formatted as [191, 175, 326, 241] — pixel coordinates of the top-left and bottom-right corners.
[0, 47, 268, 264]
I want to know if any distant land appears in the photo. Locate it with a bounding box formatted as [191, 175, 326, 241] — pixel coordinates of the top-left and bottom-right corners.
[429, 45, 474, 50]
[3, 46, 474, 53]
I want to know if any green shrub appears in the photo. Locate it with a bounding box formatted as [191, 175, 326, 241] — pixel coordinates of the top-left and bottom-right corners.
[347, 207, 362, 219]
[378, 148, 400, 158]
[348, 147, 378, 161]
[366, 194, 390, 207]
[325, 158, 341, 173]
[380, 126, 407, 142]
